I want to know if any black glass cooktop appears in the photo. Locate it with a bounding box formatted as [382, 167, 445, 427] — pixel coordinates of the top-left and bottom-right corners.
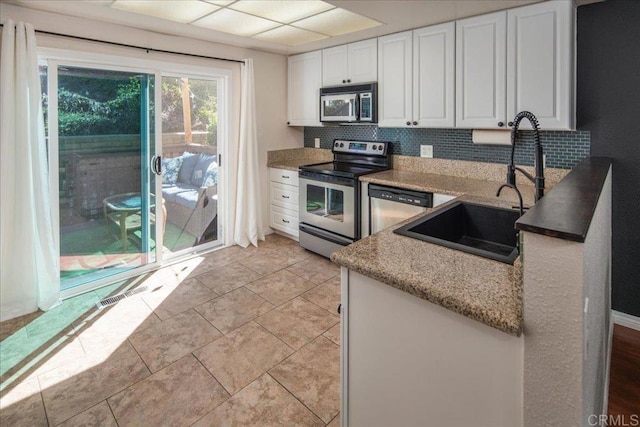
[300, 161, 387, 178]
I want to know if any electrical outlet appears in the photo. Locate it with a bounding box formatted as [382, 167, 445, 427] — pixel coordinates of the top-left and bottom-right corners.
[314, 138, 320, 148]
[420, 145, 433, 158]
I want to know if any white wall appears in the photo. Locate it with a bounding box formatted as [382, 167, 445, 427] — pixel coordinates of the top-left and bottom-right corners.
[522, 232, 584, 427]
[522, 167, 612, 427]
[582, 169, 612, 425]
[0, 3, 304, 238]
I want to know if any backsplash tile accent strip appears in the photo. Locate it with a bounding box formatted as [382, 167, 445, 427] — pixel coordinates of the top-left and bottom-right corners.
[304, 126, 590, 169]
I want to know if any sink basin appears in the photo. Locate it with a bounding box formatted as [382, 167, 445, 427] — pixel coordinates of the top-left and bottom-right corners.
[393, 201, 520, 264]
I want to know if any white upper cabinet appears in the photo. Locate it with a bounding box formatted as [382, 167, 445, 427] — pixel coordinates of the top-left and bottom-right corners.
[348, 39, 378, 84]
[456, 2, 574, 130]
[378, 23, 455, 128]
[288, 51, 322, 126]
[507, 1, 574, 130]
[322, 39, 377, 86]
[322, 45, 348, 87]
[377, 31, 413, 127]
[413, 22, 455, 127]
[456, 11, 507, 129]
[287, 1, 575, 130]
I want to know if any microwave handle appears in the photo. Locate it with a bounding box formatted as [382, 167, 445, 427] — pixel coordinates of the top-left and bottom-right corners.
[354, 93, 360, 121]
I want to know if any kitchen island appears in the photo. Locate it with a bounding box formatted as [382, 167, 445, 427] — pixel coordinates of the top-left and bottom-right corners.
[331, 157, 613, 427]
[332, 195, 524, 427]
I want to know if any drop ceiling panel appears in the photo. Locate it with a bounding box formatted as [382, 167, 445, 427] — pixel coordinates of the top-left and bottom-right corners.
[293, 8, 382, 37]
[111, 0, 219, 24]
[192, 8, 280, 36]
[254, 25, 328, 46]
[230, 0, 335, 24]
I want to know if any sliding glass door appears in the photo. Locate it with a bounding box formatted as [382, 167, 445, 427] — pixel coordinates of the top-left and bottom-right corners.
[40, 51, 229, 294]
[44, 63, 158, 290]
[159, 75, 221, 256]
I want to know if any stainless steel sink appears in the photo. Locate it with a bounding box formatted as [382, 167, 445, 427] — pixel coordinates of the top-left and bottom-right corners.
[393, 201, 520, 264]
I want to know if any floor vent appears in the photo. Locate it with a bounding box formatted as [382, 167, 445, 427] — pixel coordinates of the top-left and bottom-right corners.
[95, 286, 148, 309]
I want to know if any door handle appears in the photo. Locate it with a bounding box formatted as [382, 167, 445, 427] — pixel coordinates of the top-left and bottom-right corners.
[151, 156, 162, 175]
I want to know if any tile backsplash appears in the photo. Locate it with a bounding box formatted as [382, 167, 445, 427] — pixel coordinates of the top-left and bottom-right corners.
[304, 126, 590, 169]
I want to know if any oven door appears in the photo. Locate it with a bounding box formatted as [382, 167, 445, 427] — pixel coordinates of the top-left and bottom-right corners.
[320, 93, 358, 122]
[299, 176, 355, 239]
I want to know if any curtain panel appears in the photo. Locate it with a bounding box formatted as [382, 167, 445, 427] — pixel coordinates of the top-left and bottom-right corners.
[233, 58, 264, 248]
[0, 20, 60, 321]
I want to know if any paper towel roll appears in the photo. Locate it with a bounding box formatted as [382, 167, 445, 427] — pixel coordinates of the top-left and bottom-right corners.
[472, 129, 512, 145]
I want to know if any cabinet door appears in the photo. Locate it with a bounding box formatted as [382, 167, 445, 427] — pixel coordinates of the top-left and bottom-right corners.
[270, 182, 299, 211]
[270, 205, 299, 238]
[288, 51, 322, 126]
[322, 45, 348, 87]
[413, 22, 455, 128]
[507, 1, 574, 130]
[348, 39, 378, 84]
[456, 12, 507, 129]
[378, 31, 413, 127]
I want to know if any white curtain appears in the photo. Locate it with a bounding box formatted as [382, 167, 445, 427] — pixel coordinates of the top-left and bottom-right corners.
[233, 58, 264, 248]
[0, 20, 60, 321]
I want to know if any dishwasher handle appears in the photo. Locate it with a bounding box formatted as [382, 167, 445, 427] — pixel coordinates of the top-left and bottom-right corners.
[368, 184, 433, 208]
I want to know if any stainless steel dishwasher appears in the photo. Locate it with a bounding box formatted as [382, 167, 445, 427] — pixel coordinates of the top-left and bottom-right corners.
[368, 184, 433, 234]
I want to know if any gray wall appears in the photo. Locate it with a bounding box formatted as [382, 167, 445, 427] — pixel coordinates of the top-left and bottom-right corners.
[577, 0, 640, 317]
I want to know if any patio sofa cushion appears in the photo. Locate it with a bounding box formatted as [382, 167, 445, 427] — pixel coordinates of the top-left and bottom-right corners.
[161, 183, 199, 203]
[177, 152, 199, 184]
[174, 189, 201, 210]
[203, 161, 219, 187]
[161, 156, 183, 185]
[190, 154, 217, 187]
[161, 148, 218, 239]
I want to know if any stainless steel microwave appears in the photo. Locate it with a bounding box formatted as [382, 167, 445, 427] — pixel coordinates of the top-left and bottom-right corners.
[320, 82, 377, 123]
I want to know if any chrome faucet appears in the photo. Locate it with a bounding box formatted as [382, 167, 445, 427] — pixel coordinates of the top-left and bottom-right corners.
[499, 111, 545, 203]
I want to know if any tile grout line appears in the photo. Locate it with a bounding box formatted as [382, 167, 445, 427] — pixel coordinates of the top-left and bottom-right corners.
[190, 351, 233, 401]
[266, 372, 329, 425]
[105, 398, 121, 427]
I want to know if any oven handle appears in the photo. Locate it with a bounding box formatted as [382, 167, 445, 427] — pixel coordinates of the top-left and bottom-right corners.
[299, 173, 355, 188]
[299, 224, 354, 246]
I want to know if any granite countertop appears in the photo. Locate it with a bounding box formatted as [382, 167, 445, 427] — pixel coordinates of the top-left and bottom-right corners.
[267, 147, 332, 171]
[266, 149, 572, 335]
[331, 194, 524, 336]
[267, 158, 320, 171]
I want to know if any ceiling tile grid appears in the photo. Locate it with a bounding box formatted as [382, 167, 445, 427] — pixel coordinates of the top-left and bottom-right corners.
[110, 0, 382, 47]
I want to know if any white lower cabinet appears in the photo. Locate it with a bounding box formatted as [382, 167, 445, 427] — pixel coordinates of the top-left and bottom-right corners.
[341, 269, 523, 426]
[269, 168, 299, 239]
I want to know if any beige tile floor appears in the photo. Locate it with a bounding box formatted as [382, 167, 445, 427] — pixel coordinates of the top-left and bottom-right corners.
[0, 234, 342, 426]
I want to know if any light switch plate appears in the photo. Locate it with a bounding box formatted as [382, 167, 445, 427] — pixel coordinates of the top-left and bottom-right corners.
[314, 138, 320, 148]
[420, 145, 433, 158]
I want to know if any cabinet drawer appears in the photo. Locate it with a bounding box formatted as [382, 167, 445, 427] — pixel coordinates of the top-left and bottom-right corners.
[271, 182, 298, 210]
[271, 205, 299, 237]
[270, 168, 299, 186]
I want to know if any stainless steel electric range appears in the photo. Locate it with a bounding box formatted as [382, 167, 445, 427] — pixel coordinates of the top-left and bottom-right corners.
[298, 139, 391, 258]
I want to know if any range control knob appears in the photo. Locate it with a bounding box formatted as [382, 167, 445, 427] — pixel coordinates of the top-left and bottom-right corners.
[379, 145, 384, 150]
[334, 141, 339, 147]
[372, 145, 377, 150]
[339, 142, 344, 147]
